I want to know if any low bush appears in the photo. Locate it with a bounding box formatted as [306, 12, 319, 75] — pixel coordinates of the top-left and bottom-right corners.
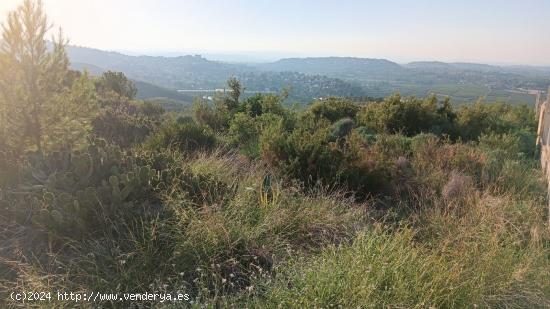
[260, 120, 391, 199]
[456, 102, 536, 141]
[478, 131, 536, 160]
[227, 93, 295, 158]
[92, 93, 164, 148]
[146, 121, 217, 154]
[194, 99, 227, 131]
[355, 126, 377, 145]
[357, 94, 457, 137]
[92, 107, 158, 148]
[308, 97, 360, 122]
[329, 118, 355, 141]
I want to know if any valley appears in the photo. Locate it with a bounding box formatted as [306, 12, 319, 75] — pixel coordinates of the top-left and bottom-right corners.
[66, 45, 549, 105]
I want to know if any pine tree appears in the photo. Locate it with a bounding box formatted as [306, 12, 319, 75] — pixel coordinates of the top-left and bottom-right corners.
[0, 0, 95, 155]
[226, 77, 242, 111]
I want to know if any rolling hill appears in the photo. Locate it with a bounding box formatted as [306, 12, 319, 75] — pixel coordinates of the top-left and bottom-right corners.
[66, 45, 365, 102]
[65, 45, 550, 105]
[69, 57, 194, 105]
[258, 57, 549, 104]
[132, 80, 194, 104]
[67, 45, 247, 89]
[256, 57, 405, 80]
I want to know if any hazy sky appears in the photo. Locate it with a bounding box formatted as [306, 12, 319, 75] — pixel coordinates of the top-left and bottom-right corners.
[1, 0, 549, 65]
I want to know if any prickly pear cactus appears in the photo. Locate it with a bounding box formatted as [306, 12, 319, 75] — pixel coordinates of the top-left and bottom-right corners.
[5, 138, 160, 240]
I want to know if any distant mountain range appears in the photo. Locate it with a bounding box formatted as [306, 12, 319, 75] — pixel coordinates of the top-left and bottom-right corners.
[256, 57, 404, 81]
[66, 45, 550, 105]
[257, 57, 549, 89]
[66, 45, 364, 102]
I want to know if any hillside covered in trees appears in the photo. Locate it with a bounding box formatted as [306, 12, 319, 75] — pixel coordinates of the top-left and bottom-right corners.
[65, 45, 366, 102]
[0, 1, 549, 308]
[66, 46, 550, 105]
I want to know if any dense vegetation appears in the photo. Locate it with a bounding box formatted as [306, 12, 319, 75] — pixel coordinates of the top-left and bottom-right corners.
[1, 1, 549, 308]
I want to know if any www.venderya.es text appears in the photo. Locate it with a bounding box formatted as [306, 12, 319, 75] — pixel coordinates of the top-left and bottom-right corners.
[10, 291, 190, 303]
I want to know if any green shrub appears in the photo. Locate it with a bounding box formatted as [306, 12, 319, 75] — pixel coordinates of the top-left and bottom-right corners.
[92, 93, 164, 148]
[355, 126, 377, 145]
[96, 71, 137, 99]
[229, 106, 291, 158]
[173, 158, 239, 207]
[355, 98, 535, 143]
[260, 120, 391, 199]
[329, 118, 354, 141]
[456, 102, 536, 141]
[371, 133, 413, 159]
[194, 98, 228, 131]
[229, 112, 258, 146]
[238, 93, 288, 118]
[140, 101, 165, 117]
[146, 121, 217, 154]
[260, 121, 340, 184]
[407, 131, 543, 202]
[357, 94, 457, 137]
[176, 115, 195, 124]
[478, 131, 536, 160]
[92, 107, 157, 148]
[308, 97, 360, 122]
[410, 133, 439, 153]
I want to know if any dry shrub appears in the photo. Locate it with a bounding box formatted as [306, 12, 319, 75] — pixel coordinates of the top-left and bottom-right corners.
[442, 170, 474, 200]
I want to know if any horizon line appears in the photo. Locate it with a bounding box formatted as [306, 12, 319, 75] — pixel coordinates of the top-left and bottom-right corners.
[65, 44, 550, 68]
